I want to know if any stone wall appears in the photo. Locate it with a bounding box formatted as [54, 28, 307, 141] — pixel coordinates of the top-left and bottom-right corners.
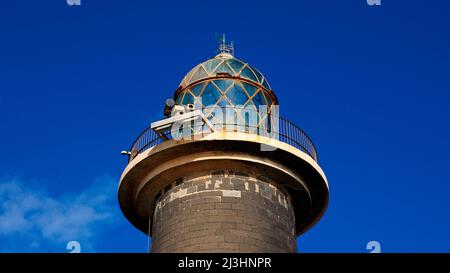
[151, 170, 296, 253]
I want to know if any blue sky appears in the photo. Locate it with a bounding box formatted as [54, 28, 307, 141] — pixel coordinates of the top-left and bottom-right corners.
[0, 0, 449, 252]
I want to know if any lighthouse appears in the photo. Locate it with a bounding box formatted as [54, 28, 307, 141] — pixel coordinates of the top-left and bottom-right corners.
[118, 38, 329, 253]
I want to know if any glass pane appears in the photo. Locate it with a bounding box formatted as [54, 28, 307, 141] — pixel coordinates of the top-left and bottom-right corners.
[262, 78, 271, 91]
[215, 96, 229, 107]
[252, 91, 267, 106]
[175, 92, 185, 104]
[242, 82, 258, 97]
[190, 82, 206, 96]
[213, 79, 233, 93]
[227, 59, 245, 74]
[201, 82, 222, 107]
[260, 92, 269, 105]
[225, 84, 248, 106]
[214, 63, 234, 75]
[252, 67, 264, 83]
[244, 99, 257, 111]
[264, 92, 273, 106]
[226, 62, 238, 76]
[189, 65, 208, 82]
[181, 68, 195, 87]
[203, 59, 222, 73]
[240, 66, 258, 82]
[182, 91, 195, 105]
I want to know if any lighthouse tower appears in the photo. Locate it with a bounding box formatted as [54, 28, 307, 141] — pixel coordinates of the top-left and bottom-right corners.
[118, 39, 329, 253]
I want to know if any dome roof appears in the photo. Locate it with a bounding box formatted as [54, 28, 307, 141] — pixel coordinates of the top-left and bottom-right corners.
[178, 53, 271, 91]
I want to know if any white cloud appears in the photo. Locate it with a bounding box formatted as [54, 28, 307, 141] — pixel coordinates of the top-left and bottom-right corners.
[0, 175, 119, 252]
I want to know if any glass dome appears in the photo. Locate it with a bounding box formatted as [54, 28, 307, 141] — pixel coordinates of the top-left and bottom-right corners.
[173, 53, 279, 133]
[176, 78, 274, 109]
[178, 53, 272, 92]
[175, 53, 277, 123]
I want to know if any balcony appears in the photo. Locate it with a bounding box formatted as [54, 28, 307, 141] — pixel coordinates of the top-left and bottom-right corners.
[127, 107, 318, 163]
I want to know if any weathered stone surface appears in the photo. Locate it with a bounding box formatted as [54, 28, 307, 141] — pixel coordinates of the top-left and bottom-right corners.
[151, 170, 296, 253]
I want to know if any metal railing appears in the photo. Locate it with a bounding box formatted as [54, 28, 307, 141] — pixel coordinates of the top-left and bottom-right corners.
[128, 108, 318, 162]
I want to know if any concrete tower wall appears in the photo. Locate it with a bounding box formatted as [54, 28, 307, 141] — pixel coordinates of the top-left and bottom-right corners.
[151, 170, 296, 253]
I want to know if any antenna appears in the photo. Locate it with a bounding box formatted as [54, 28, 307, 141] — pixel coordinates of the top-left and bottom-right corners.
[216, 33, 234, 56]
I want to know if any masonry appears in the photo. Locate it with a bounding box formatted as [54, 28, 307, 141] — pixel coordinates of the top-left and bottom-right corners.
[150, 170, 297, 253]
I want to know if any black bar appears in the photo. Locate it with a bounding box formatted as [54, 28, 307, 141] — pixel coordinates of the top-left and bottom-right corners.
[0, 253, 447, 272]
